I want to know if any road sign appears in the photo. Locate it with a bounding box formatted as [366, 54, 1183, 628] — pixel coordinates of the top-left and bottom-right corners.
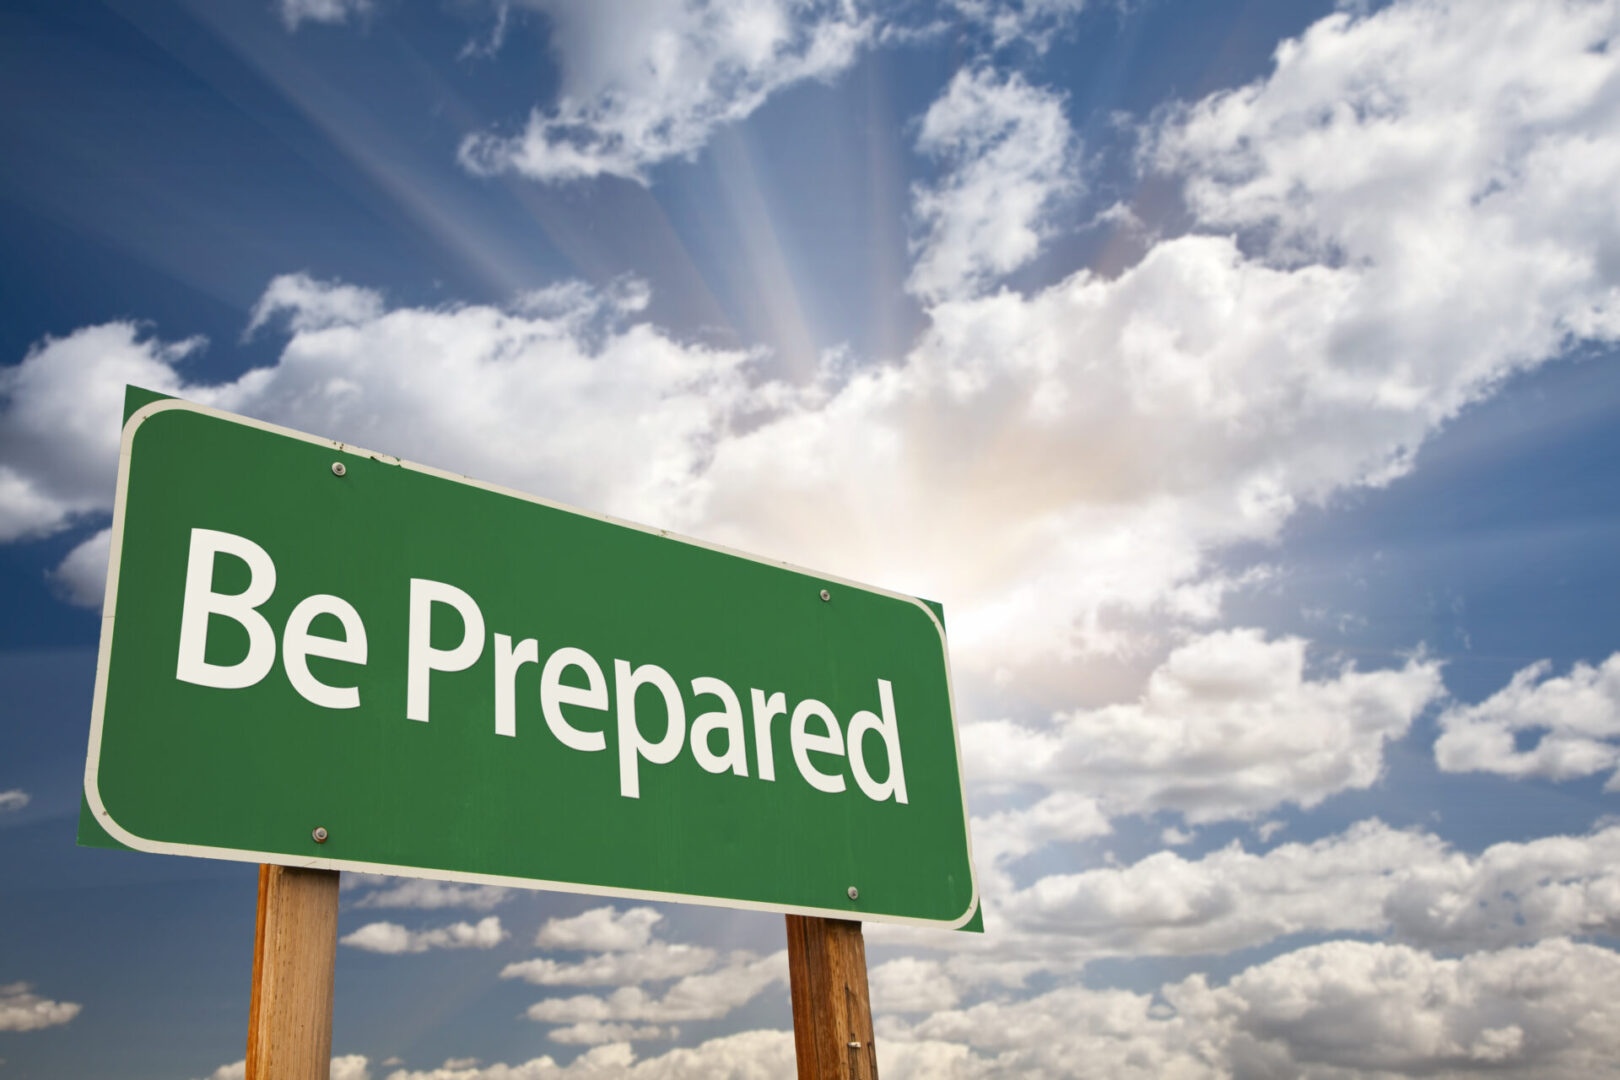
[82, 391, 978, 929]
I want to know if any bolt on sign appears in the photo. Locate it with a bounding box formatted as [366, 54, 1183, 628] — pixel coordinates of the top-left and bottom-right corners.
[81, 391, 979, 929]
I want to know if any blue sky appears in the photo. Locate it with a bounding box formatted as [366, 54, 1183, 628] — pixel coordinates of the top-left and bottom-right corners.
[4, 0, 1620, 1077]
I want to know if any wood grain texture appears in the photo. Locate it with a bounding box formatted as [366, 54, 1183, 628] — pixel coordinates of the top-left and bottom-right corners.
[786, 915, 879, 1080]
[246, 865, 340, 1080]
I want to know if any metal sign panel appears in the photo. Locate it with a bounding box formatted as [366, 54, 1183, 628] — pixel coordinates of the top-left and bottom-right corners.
[82, 394, 978, 928]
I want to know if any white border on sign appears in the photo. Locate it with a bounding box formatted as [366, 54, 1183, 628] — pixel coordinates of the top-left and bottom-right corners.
[84, 397, 981, 930]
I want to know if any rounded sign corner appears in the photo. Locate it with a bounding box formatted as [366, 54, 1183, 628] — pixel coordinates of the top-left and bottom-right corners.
[82, 773, 163, 856]
[122, 395, 196, 437]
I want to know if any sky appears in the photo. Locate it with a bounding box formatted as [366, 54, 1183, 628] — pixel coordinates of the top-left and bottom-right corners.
[3, 0, 1620, 1076]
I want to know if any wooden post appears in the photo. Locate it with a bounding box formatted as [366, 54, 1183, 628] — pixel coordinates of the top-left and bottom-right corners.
[786, 915, 879, 1080]
[246, 864, 341, 1080]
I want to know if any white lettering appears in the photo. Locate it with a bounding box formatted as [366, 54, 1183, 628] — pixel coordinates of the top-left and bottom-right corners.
[406, 579, 485, 722]
[790, 699, 846, 794]
[751, 689, 787, 782]
[690, 676, 748, 777]
[847, 679, 908, 803]
[175, 528, 278, 690]
[282, 594, 367, 709]
[615, 660, 686, 799]
[541, 647, 608, 752]
[494, 634, 539, 738]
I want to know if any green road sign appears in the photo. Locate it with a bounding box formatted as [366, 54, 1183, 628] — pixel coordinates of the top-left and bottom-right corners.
[82, 392, 978, 929]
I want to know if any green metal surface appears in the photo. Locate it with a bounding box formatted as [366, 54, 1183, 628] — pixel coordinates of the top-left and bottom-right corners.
[83, 392, 977, 928]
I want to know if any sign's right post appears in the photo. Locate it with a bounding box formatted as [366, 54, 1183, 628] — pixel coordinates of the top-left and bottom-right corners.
[786, 915, 879, 1079]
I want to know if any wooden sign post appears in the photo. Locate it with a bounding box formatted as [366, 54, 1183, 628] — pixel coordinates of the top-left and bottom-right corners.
[787, 915, 879, 1079]
[246, 865, 341, 1080]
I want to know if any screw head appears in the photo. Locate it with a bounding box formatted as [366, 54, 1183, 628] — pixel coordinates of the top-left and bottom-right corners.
[331, 461, 346, 477]
[847, 885, 859, 900]
[312, 826, 329, 843]
[820, 588, 831, 602]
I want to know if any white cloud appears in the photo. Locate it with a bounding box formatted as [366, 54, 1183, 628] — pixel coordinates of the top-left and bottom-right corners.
[965, 629, 1444, 823]
[47, 526, 110, 608]
[1209, 938, 1620, 1078]
[340, 916, 506, 954]
[0, 790, 29, 813]
[524, 950, 787, 1026]
[908, 68, 1078, 302]
[1435, 653, 1620, 785]
[994, 818, 1444, 959]
[196, 1056, 369, 1080]
[0, 278, 757, 605]
[1382, 825, 1620, 951]
[0, 323, 202, 543]
[276, 0, 372, 32]
[19, 0, 1620, 680]
[458, 0, 869, 183]
[509, 912, 772, 1043]
[547, 1022, 676, 1046]
[882, 937, 1620, 1080]
[880, 819, 1620, 983]
[534, 906, 665, 952]
[1255, 819, 1285, 843]
[376, 1031, 795, 1079]
[946, 0, 1089, 51]
[0, 983, 80, 1032]
[245, 272, 384, 337]
[503, 943, 717, 987]
[350, 879, 512, 912]
[968, 790, 1111, 899]
[869, 957, 960, 1014]
[694, 0, 1620, 676]
[341, 935, 1620, 1076]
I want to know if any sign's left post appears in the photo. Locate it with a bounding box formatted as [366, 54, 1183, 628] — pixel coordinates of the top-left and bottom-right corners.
[245, 864, 340, 1080]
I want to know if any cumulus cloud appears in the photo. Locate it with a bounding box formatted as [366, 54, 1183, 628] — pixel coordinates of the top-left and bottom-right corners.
[523, 950, 787, 1027]
[946, 0, 1090, 51]
[869, 957, 960, 1014]
[878, 819, 1620, 985]
[17, 0, 1620, 669]
[966, 629, 1444, 823]
[997, 820, 1427, 957]
[340, 916, 506, 954]
[275, 0, 371, 32]
[196, 1056, 369, 1080]
[48, 526, 111, 608]
[350, 879, 512, 912]
[459, 0, 869, 183]
[907, 67, 1078, 302]
[547, 1022, 676, 1046]
[0, 790, 29, 812]
[0, 276, 757, 605]
[377, 1031, 795, 1079]
[0, 323, 202, 543]
[368, 938, 1620, 1076]
[1435, 653, 1620, 786]
[882, 937, 1620, 1080]
[694, 0, 1620, 675]
[503, 943, 717, 987]
[0, 982, 81, 1032]
[1205, 938, 1620, 1077]
[506, 906, 765, 1042]
[968, 790, 1111, 899]
[534, 906, 665, 952]
[245, 272, 384, 338]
